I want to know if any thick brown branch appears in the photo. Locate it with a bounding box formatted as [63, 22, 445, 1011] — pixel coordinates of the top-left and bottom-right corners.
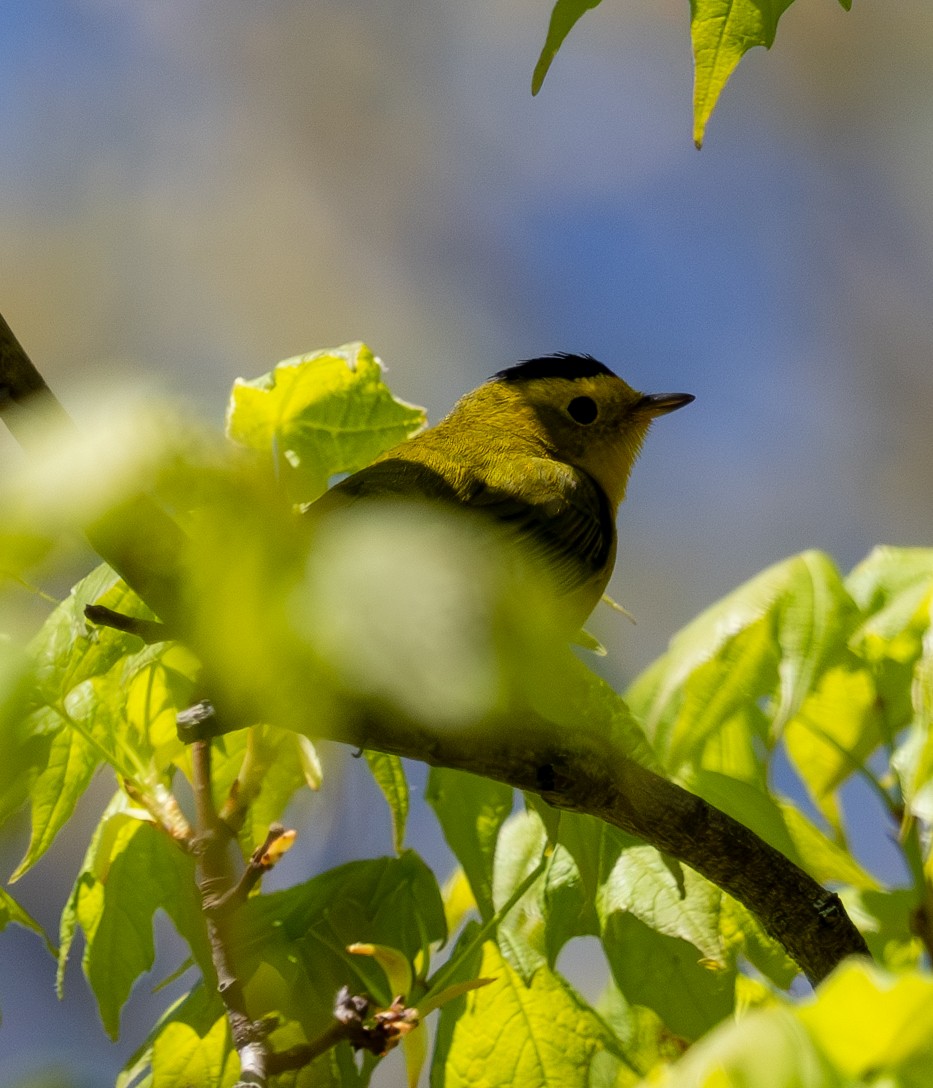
[333, 706, 868, 985]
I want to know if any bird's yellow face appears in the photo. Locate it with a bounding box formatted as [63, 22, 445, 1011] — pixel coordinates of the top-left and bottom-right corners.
[485, 359, 693, 511]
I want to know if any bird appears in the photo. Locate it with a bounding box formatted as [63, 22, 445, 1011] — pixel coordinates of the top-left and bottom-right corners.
[307, 353, 693, 632]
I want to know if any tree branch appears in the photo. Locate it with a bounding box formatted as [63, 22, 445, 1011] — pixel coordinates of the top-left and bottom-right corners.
[329, 705, 867, 985]
[190, 728, 273, 1087]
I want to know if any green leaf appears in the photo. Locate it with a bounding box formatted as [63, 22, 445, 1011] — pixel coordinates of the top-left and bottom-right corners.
[691, 0, 796, 148]
[230, 852, 446, 1039]
[0, 637, 47, 825]
[593, 839, 740, 1041]
[425, 767, 513, 921]
[58, 795, 211, 1039]
[226, 342, 426, 503]
[783, 664, 886, 831]
[839, 888, 924, 971]
[777, 800, 879, 891]
[846, 547, 933, 638]
[896, 628, 933, 827]
[649, 1003, 833, 1088]
[531, 0, 603, 95]
[11, 705, 104, 880]
[492, 810, 594, 981]
[433, 938, 621, 1088]
[204, 725, 322, 855]
[117, 983, 236, 1088]
[12, 569, 198, 878]
[364, 750, 409, 854]
[603, 911, 735, 1043]
[597, 844, 727, 966]
[797, 962, 933, 1082]
[628, 551, 854, 770]
[0, 885, 55, 956]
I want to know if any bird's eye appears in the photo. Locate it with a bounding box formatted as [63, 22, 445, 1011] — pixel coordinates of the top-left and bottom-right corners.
[567, 395, 598, 425]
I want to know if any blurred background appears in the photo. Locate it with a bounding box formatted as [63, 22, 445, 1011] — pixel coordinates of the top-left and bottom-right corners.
[1, 0, 932, 1084]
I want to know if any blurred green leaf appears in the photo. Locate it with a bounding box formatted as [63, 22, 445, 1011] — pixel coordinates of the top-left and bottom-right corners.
[364, 751, 409, 854]
[797, 962, 933, 1082]
[846, 547, 933, 643]
[433, 937, 620, 1088]
[777, 800, 879, 891]
[58, 795, 211, 1039]
[531, 0, 603, 95]
[226, 342, 426, 503]
[649, 1002, 833, 1088]
[425, 768, 513, 922]
[839, 888, 924, 971]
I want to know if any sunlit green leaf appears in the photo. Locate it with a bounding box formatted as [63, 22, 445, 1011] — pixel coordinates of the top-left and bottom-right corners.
[12, 568, 197, 878]
[203, 724, 322, 855]
[597, 844, 726, 965]
[0, 884, 54, 956]
[425, 767, 513, 922]
[531, 0, 603, 95]
[783, 664, 885, 831]
[847, 546, 933, 645]
[117, 984, 236, 1088]
[226, 342, 426, 503]
[58, 795, 211, 1039]
[628, 551, 855, 769]
[691, 0, 795, 148]
[433, 937, 620, 1088]
[778, 801, 879, 891]
[365, 751, 409, 854]
[492, 810, 593, 980]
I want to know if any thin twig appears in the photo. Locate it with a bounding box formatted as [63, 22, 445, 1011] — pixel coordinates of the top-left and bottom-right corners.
[204, 824, 296, 915]
[84, 603, 173, 643]
[190, 727, 271, 1086]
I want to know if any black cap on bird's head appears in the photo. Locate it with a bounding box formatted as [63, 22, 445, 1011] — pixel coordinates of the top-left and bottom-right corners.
[493, 352, 616, 384]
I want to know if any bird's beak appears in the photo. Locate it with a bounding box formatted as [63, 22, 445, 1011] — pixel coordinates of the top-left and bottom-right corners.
[635, 392, 695, 416]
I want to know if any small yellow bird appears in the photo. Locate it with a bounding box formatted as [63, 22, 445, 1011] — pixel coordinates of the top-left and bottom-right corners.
[310, 354, 693, 629]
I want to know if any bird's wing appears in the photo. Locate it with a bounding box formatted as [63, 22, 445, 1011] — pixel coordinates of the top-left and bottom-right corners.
[307, 453, 614, 595]
[306, 456, 461, 514]
[462, 462, 615, 593]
